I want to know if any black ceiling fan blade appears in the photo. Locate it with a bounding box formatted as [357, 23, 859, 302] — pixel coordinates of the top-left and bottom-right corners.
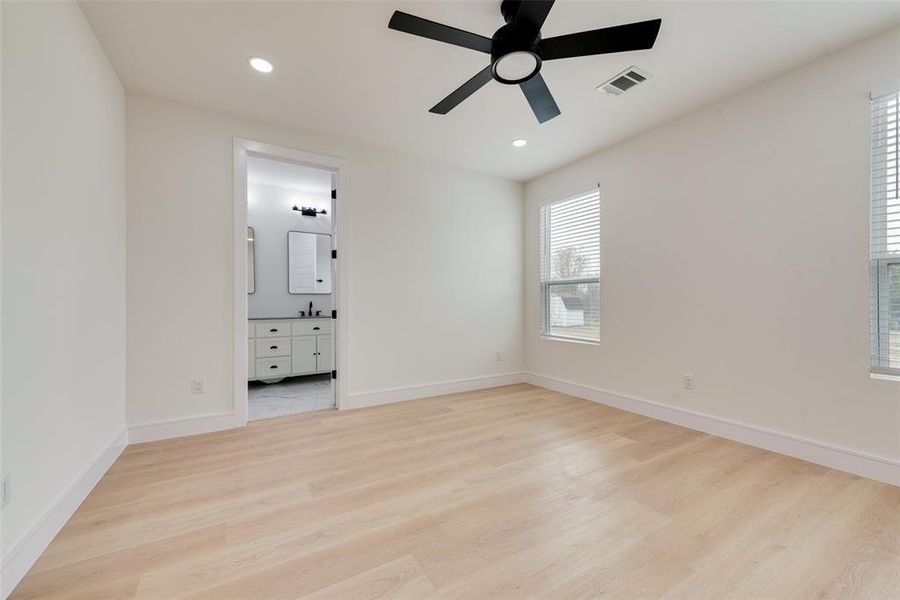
[430, 65, 494, 114]
[389, 11, 492, 53]
[520, 73, 560, 123]
[541, 18, 662, 60]
[515, 0, 555, 32]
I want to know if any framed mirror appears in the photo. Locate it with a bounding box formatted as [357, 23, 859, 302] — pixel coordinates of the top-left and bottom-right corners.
[288, 231, 332, 294]
[247, 226, 255, 294]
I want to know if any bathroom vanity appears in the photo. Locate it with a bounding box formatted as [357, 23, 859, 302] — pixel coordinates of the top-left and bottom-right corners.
[248, 317, 332, 381]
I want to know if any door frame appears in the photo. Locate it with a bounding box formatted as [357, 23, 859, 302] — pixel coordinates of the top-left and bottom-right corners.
[233, 138, 348, 424]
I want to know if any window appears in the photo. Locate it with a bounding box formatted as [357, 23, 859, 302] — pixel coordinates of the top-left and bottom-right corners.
[870, 89, 900, 375]
[540, 189, 601, 342]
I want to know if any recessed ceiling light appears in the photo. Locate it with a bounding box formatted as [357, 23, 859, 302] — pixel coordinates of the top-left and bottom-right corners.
[512, 139, 527, 148]
[248, 57, 274, 73]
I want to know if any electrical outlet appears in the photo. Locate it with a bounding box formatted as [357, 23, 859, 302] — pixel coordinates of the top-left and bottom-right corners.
[682, 374, 695, 391]
[495, 352, 503, 362]
[192, 377, 206, 394]
[2, 474, 11, 508]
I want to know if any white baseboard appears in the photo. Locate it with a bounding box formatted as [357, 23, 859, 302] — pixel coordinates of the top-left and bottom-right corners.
[127, 411, 241, 444]
[1, 427, 128, 599]
[344, 372, 527, 410]
[526, 373, 900, 487]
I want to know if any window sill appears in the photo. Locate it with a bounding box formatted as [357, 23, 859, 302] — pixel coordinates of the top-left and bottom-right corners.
[539, 335, 600, 346]
[870, 371, 900, 382]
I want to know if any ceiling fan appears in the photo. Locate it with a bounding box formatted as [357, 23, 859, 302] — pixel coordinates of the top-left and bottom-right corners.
[388, 0, 661, 124]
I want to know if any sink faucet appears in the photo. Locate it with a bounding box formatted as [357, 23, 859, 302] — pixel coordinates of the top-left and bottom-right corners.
[308, 301, 313, 317]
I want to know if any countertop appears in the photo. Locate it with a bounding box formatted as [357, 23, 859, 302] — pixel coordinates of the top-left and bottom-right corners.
[249, 316, 330, 320]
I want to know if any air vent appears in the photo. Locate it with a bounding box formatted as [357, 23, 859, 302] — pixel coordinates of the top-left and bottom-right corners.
[598, 67, 651, 96]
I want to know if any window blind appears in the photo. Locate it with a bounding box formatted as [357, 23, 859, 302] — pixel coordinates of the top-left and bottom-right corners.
[870, 89, 899, 374]
[540, 189, 601, 342]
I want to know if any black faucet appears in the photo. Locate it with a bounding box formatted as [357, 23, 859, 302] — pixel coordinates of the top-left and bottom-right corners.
[308, 301, 313, 317]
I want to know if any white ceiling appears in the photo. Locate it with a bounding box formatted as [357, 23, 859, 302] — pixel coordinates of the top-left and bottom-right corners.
[248, 156, 332, 193]
[81, 1, 899, 182]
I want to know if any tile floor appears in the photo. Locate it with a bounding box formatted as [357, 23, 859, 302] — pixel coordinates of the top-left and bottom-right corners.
[248, 374, 334, 420]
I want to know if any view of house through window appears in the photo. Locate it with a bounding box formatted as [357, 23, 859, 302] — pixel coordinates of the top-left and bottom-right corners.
[540, 189, 601, 342]
[870, 89, 899, 375]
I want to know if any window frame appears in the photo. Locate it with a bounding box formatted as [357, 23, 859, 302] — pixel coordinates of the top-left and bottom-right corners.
[539, 189, 601, 344]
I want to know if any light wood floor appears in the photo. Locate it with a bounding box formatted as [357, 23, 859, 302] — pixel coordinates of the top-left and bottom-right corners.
[11, 384, 900, 599]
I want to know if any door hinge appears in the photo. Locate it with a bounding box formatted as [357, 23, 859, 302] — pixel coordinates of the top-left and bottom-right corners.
[331, 249, 337, 259]
[331, 309, 337, 319]
[331, 189, 337, 200]
[331, 370, 337, 380]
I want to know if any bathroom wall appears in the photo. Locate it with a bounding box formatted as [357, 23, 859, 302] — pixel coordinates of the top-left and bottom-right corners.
[247, 182, 333, 319]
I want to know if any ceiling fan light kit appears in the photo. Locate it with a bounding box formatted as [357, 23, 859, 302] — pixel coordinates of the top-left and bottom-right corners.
[388, 0, 661, 124]
[492, 51, 541, 84]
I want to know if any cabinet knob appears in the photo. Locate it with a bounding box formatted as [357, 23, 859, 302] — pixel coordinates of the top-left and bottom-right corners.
[270, 346, 278, 350]
[269, 365, 277, 369]
[270, 328, 278, 332]
[313, 326, 320, 331]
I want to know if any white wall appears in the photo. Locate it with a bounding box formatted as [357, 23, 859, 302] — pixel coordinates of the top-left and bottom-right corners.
[247, 182, 332, 319]
[1, 0, 126, 581]
[126, 94, 524, 426]
[525, 27, 900, 462]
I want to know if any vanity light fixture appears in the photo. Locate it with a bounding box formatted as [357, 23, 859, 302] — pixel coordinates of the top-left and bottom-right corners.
[512, 138, 527, 147]
[248, 57, 274, 73]
[292, 205, 327, 217]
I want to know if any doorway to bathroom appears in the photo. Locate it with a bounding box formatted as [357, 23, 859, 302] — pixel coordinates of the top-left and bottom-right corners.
[234, 140, 342, 422]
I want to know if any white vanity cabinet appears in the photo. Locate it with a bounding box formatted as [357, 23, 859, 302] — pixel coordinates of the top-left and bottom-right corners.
[291, 334, 331, 374]
[290, 335, 317, 374]
[248, 318, 332, 381]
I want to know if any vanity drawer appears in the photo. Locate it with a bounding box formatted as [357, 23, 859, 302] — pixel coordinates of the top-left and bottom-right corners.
[256, 356, 291, 378]
[255, 321, 292, 337]
[292, 319, 332, 336]
[256, 337, 290, 358]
